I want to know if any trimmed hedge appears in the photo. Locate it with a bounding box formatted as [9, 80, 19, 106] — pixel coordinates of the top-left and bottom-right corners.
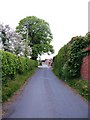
[53, 33, 90, 80]
[54, 44, 70, 78]
[0, 50, 38, 84]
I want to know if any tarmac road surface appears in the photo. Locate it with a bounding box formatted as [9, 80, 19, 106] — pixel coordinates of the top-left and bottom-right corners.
[4, 67, 88, 118]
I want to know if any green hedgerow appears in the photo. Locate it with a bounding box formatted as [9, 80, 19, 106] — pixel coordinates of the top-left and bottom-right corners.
[0, 50, 38, 84]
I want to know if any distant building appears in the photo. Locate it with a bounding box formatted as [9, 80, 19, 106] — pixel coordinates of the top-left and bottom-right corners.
[41, 59, 53, 66]
[44, 59, 53, 66]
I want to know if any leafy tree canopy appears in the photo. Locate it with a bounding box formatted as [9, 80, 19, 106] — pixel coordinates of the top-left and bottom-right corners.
[16, 16, 54, 60]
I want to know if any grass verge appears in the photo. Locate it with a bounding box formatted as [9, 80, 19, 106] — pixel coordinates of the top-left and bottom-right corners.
[2, 67, 37, 102]
[53, 69, 90, 101]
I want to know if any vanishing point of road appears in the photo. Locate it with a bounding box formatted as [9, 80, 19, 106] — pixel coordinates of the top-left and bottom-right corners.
[4, 66, 88, 118]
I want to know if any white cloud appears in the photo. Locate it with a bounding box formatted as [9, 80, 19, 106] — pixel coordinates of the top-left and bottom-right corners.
[0, 0, 89, 59]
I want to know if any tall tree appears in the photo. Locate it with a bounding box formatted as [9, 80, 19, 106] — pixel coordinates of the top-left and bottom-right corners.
[16, 16, 54, 60]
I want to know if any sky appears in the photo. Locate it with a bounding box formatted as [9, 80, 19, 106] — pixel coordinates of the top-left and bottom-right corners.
[0, 0, 89, 60]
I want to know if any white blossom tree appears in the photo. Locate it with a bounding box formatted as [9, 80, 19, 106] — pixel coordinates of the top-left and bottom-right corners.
[0, 23, 32, 57]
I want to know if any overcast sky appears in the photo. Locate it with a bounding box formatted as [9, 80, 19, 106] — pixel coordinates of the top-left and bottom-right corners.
[0, 0, 89, 59]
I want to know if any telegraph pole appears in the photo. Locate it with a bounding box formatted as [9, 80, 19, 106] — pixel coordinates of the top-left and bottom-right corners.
[25, 24, 29, 57]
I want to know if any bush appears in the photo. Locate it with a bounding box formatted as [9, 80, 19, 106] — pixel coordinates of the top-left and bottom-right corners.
[0, 50, 38, 84]
[53, 33, 90, 80]
[53, 44, 70, 78]
[62, 63, 72, 80]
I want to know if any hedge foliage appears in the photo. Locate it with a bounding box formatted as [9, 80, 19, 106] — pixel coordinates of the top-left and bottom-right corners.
[53, 33, 90, 80]
[0, 50, 38, 84]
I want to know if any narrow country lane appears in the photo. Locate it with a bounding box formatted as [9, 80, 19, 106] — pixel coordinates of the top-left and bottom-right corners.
[4, 67, 88, 118]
